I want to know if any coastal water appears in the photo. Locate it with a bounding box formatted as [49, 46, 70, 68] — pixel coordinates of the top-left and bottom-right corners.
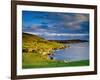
[50, 42, 89, 62]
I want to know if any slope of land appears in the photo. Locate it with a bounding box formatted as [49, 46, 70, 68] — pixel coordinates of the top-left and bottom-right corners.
[22, 33, 67, 68]
[22, 33, 89, 68]
[22, 33, 66, 55]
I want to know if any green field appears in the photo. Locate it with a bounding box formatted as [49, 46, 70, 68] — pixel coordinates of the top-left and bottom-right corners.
[22, 33, 89, 69]
[22, 53, 89, 68]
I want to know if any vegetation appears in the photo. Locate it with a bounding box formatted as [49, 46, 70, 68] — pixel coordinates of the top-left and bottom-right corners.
[22, 53, 89, 68]
[22, 33, 89, 69]
[22, 33, 66, 55]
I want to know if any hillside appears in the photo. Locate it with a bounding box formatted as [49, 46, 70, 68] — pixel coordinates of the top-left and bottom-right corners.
[22, 33, 89, 68]
[22, 32, 66, 55]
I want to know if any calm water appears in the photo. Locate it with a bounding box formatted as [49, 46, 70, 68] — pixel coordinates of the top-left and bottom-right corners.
[50, 42, 89, 61]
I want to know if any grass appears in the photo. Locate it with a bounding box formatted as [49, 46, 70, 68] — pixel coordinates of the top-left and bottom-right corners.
[22, 33, 66, 55]
[22, 53, 89, 69]
[22, 33, 89, 69]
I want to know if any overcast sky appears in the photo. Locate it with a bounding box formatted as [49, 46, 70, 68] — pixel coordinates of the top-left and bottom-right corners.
[22, 11, 89, 40]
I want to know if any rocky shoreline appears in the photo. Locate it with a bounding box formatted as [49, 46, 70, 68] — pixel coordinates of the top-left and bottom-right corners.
[46, 45, 69, 60]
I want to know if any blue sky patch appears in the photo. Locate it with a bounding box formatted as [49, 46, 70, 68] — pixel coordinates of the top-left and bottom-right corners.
[22, 11, 89, 40]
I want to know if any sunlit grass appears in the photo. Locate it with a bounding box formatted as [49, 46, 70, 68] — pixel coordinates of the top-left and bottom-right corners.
[22, 53, 89, 69]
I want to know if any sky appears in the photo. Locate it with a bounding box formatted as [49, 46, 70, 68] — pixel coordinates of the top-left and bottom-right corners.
[22, 11, 89, 40]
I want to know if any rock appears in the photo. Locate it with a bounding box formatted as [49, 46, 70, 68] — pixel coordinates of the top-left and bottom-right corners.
[22, 48, 28, 53]
[64, 60, 68, 63]
[49, 56, 54, 60]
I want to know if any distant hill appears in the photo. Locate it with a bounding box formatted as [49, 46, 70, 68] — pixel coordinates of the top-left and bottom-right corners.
[48, 39, 88, 43]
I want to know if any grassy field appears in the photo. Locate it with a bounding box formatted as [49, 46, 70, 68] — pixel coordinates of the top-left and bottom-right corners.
[22, 53, 89, 69]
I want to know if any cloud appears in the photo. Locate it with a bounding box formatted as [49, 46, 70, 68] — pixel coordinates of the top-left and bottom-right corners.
[75, 14, 89, 22]
[25, 31, 89, 40]
[60, 14, 89, 30]
[46, 33, 88, 36]
[23, 11, 89, 35]
[25, 32, 88, 36]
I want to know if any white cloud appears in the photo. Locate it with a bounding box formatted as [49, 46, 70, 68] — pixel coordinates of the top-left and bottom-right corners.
[25, 32, 88, 37]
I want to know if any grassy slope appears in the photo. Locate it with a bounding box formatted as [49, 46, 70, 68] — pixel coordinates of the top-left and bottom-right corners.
[22, 33, 89, 69]
[22, 33, 65, 55]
